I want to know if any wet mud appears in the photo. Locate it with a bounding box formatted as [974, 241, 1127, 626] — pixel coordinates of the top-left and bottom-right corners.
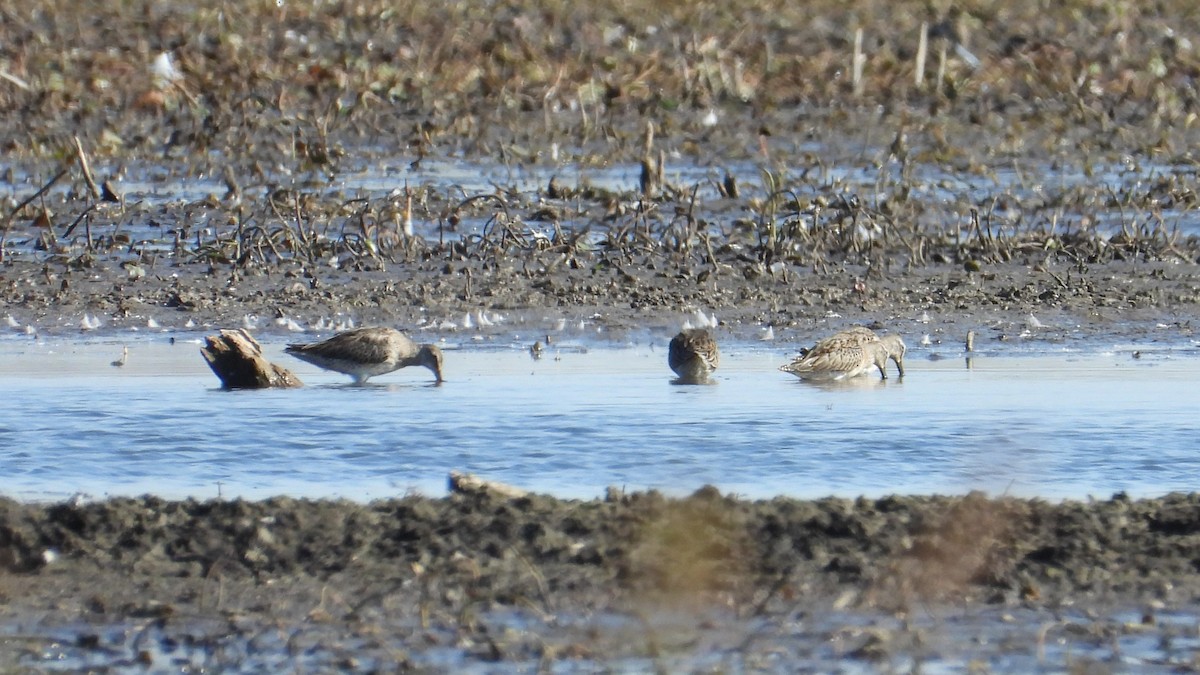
[2, 488, 1200, 670]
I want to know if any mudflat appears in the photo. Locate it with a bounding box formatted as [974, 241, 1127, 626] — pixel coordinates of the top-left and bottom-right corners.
[3, 488, 1200, 670]
[2, 0, 1200, 669]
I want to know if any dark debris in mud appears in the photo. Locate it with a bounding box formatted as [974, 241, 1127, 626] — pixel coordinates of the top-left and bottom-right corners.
[3, 489, 1200, 669]
[4, 488, 1194, 607]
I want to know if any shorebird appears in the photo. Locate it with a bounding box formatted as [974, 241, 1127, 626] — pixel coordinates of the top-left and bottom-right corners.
[285, 327, 443, 384]
[780, 327, 906, 381]
[668, 329, 720, 383]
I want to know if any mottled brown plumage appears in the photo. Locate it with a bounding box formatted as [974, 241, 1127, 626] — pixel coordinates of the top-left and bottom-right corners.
[668, 329, 720, 383]
[780, 327, 905, 381]
[286, 327, 443, 384]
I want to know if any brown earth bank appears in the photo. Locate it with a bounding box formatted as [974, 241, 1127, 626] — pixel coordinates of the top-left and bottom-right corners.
[4, 252, 1200, 350]
[7, 482, 1200, 667]
[2, 486, 1200, 669]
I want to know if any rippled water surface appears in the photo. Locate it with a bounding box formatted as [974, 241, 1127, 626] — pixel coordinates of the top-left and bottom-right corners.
[1, 337, 1197, 503]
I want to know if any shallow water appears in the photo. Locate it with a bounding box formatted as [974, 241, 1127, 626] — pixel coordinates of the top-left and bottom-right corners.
[9, 590, 1200, 673]
[2, 151, 1196, 257]
[1, 336, 1197, 503]
[3, 336, 1200, 671]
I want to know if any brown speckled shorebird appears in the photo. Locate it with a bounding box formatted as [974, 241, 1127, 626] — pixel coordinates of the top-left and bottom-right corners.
[286, 327, 444, 384]
[668, 329, 720, 383]
[780, 327, 906, 381]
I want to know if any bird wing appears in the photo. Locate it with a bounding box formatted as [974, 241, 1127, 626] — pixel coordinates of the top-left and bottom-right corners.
[812, 327, 876, 350]
[289, 328, 405, 365]
[781, 343, 869, 374]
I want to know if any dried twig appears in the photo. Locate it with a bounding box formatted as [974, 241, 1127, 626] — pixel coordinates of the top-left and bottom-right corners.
[73, 136, 102, 200]
[0, 168, 69, 261]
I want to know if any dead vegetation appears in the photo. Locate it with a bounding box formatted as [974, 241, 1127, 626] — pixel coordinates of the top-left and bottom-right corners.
[1, 0, 1200, 298]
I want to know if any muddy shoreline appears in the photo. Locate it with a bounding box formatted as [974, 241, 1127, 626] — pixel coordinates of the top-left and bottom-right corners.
[4, 253, 1200, 351]
[4, 487, 1200, 670]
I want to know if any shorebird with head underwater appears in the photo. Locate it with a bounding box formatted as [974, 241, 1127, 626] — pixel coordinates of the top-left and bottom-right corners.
[780, 326, 905, 381]
[668, 328, 721, 383]
[286, 327, 444, 384]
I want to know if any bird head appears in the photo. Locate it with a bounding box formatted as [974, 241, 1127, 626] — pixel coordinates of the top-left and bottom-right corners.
[419, 344, 444, 383]
[880, 334, 907, 377]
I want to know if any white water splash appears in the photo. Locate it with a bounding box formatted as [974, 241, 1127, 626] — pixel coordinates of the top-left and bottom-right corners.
[682, 309, 717, 330]
[151, 52, 182, 88]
